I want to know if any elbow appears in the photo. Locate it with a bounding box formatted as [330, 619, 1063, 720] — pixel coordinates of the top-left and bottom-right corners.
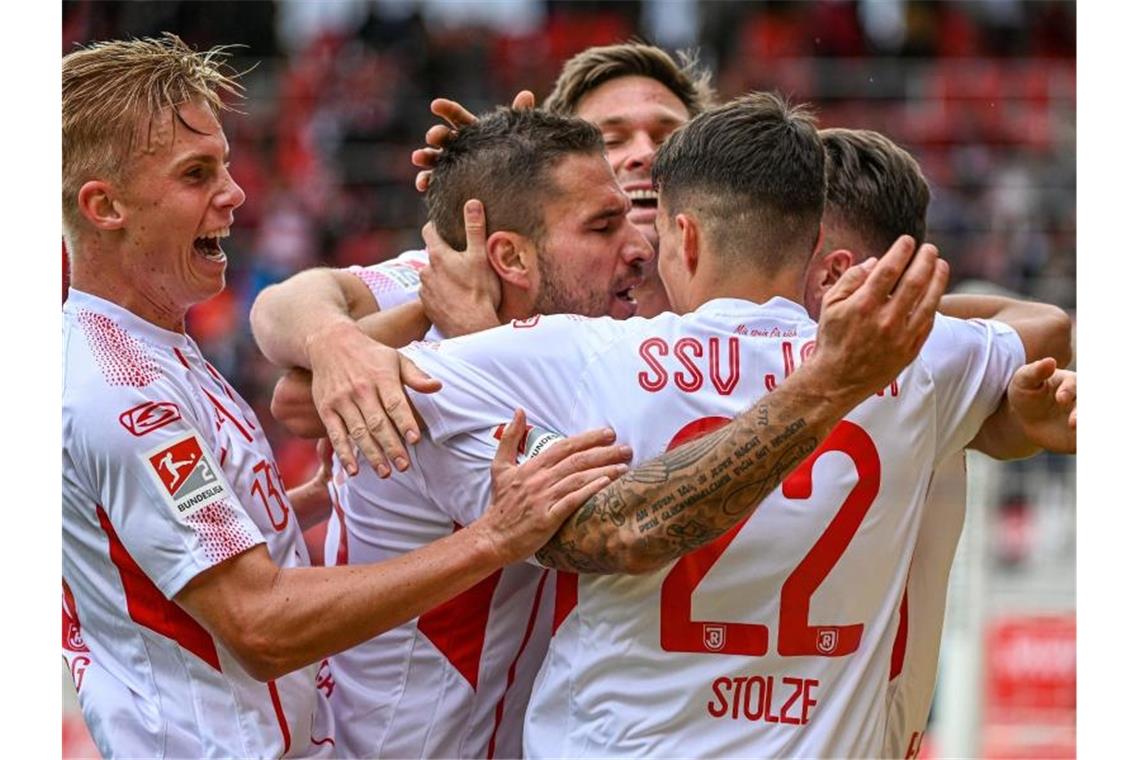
[248, 288, 275, 351]
[607, 533, 672, 576]
[222, 613, 300, 682]
[229, 634, 293, 683]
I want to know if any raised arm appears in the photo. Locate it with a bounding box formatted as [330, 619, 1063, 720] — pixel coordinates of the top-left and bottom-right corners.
[251, 269, 435, 477]
[537, 236, 949, 574]
[250, 267, 381, 369]
[936, 293, 1074, 459]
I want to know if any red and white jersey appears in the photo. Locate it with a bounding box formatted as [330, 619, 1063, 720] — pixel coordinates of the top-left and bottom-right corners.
[328, 250, 550, 757]
[882, 452, 969, 758]
[325, 249, 444, 568]
[399, 297, 1024, 758]
[62, 289, 335, 759]
[323, 405, 558, 758]
[346, 248, 431, 316]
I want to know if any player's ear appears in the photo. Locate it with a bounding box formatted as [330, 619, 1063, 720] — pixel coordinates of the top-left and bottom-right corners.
[819, 249, 855, 291]
[77, 180, 125, 231]
[677, 213, 701, 275]
[486, 230, 535, 290]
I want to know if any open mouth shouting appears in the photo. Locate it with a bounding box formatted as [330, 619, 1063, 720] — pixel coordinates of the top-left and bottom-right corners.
[194, 226, 230, 264]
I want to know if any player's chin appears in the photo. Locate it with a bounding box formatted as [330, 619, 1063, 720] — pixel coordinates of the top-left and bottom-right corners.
[187, 267, 227, 304]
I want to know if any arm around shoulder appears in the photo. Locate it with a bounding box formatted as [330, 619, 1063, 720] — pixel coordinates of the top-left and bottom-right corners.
[250, 267, 381, 369]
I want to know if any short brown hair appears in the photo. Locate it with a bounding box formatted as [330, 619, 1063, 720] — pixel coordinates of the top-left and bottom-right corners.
[62, 33, 243, 241]
[543, 42, 714, 118]
[821, 128, 930, 256]
[652, 92, 825, 274]
[426, 107, 604, 249]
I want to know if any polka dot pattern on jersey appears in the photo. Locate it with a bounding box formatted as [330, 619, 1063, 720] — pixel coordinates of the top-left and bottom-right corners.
[185, 500, 259, 565]
[350, 267, 401, 296]
[76, 309, 162, 387]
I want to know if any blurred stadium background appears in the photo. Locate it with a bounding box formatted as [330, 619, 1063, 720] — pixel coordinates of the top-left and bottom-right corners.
[61, 1, 1076, 757]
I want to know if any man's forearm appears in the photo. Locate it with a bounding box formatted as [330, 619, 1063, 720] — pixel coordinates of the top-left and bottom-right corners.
[357, 300, 432, 348]
[285, 472, 334, 531]
[250, 269, 375, 368]
[179, 527, 506, 682]
[535, 366, 861, 574]
[965, 396, 1041, 460]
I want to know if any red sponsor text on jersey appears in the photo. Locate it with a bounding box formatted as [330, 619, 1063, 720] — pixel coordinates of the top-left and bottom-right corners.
[119, 401, 182, 436]
[637, 336, 741, 395]
[706, 674, 821, 725]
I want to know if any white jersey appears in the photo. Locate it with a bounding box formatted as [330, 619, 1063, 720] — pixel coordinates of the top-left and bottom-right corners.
[347, 248, 430, 313]
[399, 297, 1024, 758]
[327, 250, 548, 758]
[882, 452, 968, 757]
[325, 249, 443, 566]
[62, 289, 335, 759]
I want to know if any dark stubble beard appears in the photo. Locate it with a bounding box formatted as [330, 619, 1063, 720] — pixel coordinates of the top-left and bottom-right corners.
[532, 241, 609, 318]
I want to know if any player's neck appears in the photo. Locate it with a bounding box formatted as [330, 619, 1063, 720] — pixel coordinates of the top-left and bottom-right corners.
[497, 286, 532, 324]
[688, 266, 802, 312]
[69, 243, 187, 333]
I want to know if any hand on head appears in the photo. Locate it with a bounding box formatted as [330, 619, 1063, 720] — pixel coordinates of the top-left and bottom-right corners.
[811, 235, 949, 404]
[413, 91, 536, 192]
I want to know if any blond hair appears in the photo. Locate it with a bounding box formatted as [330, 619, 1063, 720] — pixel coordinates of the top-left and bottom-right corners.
[543, 42, 715, 118]
[62, 33, 243, 242]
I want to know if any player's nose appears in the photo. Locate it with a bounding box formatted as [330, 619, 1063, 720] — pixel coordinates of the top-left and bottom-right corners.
[623, 132, 657, 171]
[621, 225, 655, 266]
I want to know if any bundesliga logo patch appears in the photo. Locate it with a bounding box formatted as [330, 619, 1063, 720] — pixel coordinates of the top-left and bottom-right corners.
[492, 420, 565, 463]
[143, 433, 232, 519]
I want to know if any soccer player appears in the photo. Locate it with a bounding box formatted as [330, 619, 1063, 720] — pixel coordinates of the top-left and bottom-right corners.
[252, 108, 653, 757]
[388, 93, 1074, 757]
[803, 127, 1073, 756]
[61, 36, 632, 758]
[250, 102, 949, 756]
[418, 56, 1071, 755]
[416, 43, 711, 321]
[271, 44, 709, 475]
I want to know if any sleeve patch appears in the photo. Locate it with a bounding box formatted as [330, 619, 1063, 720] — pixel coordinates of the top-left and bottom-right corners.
[491, 421, 566, 462]
[350, 262, 423, 295]
[142, 433, 236, 520]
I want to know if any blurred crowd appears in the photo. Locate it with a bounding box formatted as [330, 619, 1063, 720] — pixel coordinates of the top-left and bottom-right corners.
[61, 0, 1076, 491]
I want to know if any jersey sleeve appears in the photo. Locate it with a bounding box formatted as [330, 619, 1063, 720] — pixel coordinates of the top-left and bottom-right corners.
[345, 249, 428, 311]
[920, 314, 1027, 463]
[65, 382, 265, 599]
[399, 314, 619, 444]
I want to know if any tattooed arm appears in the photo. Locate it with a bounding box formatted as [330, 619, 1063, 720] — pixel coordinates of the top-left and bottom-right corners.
[536, 235, 950, 574]
[535, 366, 843, 573]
